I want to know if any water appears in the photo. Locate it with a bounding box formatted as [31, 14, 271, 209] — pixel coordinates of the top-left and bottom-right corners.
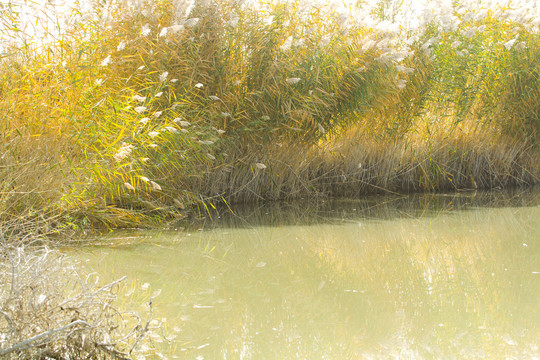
[68, 189, 540, 359]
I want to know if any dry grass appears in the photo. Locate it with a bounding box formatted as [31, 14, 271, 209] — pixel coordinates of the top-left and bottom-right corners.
[192, 125, 539, 204]
[0, 234, 154, 359]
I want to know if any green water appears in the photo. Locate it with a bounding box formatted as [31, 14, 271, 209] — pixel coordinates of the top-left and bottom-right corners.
[69, 190, 540, 359]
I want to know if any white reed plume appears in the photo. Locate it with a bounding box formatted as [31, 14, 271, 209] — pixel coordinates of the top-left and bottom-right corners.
[286, 77, 301, 85]
[361, 39, 376, 52]
[337, 13, 350, 28]
[169, 25, 185, 34]
[117, 41, 126, 51]
[280, 36, 293, 51]
[133, 95, 147, 102]
[159, 72, 169, 82]
[396, 79, 407, 90]
[134, 106, 147, 114]
[184, 18, 200, 28]
[228, 16, 240, 27]
[114, 143, 134, 162]
[504, 38, 517, 50]
[100, 55, 112, 66]
[174, 0, 195, 22]
[406, 36, 419, 45]
[174, 118, 191, 127]
[164, 126, 178, 133]
[461, 27, 476, 39]
[141, 25, 151, 37]
[396, 65, 414, 74]
[150, 181, 162, 191]
[263, 15, 274, 26]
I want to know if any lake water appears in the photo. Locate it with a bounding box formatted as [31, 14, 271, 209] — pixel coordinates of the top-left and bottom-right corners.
[68, 189, 540, 359]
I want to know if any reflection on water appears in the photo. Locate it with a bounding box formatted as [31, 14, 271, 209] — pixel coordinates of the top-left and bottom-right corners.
[69, 189, 540, 359]
[186, 187, 540, 229]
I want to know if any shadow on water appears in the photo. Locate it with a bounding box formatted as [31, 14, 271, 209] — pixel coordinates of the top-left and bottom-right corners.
[69, 187, 540, 359]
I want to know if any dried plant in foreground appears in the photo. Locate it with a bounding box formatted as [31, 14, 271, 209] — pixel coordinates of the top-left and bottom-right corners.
[0, 235, 153, 359]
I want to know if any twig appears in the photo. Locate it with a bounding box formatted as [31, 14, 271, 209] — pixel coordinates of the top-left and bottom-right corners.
[94, 342, 131, 360]
[0, 320, 92, 356]
[56, 276, 127, 310]
[129, 300, 153, 355]
[0, 309, 15, 338]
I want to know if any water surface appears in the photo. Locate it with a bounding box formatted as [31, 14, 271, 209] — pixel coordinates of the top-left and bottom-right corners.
[69, 189, 540, 359]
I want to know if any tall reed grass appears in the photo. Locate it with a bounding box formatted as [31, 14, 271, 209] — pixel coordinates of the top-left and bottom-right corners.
[0, 0, 538, 228]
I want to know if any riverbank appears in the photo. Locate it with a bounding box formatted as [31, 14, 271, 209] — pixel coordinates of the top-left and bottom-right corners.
[1, 129, 538, 237]
[0, 240, 154, 359]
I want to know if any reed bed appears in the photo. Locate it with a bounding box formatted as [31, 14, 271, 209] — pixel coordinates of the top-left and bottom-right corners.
[0, 0, 538, 227]
[192, 126, 539, 203]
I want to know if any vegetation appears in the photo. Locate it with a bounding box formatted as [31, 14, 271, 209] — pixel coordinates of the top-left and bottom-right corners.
[0, 237, 155, 359]
[1, 0, 538, 231]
